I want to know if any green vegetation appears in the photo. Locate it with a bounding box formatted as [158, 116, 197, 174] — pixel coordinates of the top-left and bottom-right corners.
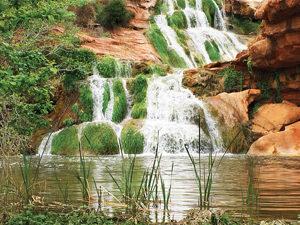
[102, 82, 111, 114]
[97, 57, 117, 78]
[190, 15, 197, 27]
[250, 103, 262, 119]
[202, 0, 217, 26]
[167, 11, 188, 29]
[204, 40, 221, 62]
[257, 79, 272, 100]
[112, 78, 127, 123]
[219, 67, 244, 92]
[71, 103, 79, 114]
[247, 57, 253, 74]
[81, 123, 119, 155]
[95, 0, 133, 29]
[230, 15, 261, 35]
[188, 0, 196, 8]
[177, 0, 186, 9]
[132, 75, 148, 119]
[147, 23, 187, 68]
[273, 72, 282, 103]
[51, 126, 79, 155]
[174, 27, 187, 47]
[62, 117, 75, 127]
[121, 125, 144, 154]
[78, 84, 93, 122]
[152, 65, 167, 76]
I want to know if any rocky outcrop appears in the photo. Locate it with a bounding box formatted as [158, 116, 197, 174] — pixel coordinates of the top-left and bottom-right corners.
[207, 89, 261, 127]
[248, 121, 300, 156]
[252, 102, 300, 136]
[224, 0, 261, 17]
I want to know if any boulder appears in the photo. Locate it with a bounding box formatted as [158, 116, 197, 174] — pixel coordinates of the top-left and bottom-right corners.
[248, 121, 300, 156]
[252, 102, 300, 136]
[224, 0, 261, 18]
[207, 89, 261, 127]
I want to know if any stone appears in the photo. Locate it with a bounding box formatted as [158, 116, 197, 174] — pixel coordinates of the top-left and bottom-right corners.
[252, 102, 300, 136]
[224, 0, 261, 18]
[207, 89, 261, 127]
[248, 121, 300, 156]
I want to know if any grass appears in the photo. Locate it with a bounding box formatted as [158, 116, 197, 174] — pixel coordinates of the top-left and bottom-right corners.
[204, 40, 221, 62]
[230, 15, 260, 35]
[218, 67, 244, 92]
[51, 126, 79, 155]
[79, 84, 93, 122]
[167, 11, 188, 29]
[81, 123, 119, 155]
[202, 0, 216, 27]
[132, 75, 148, 119]
[121, 125, 144, 154]
[112, 78, 127, 123]
[177, 0, 186, 9]
[102, 82, 111, 114]
[97, 57, 117, 78]
[147, 23, 187, 68]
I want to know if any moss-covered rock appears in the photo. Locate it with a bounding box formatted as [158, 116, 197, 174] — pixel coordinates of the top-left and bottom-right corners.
[202, 0, 217, 27]
[132, 75, 148, 119]
[78, 84, 94, 122]
[112, 78, 127, 123]
[121, 124, 144, 154]
[51, 126, 79, 155]
[97, 57, 117, 78]
[102, 82, 111, 114]
[167, 11, 188, 29]
[204, 40, 221, 62]
[81, 123, 119, 155]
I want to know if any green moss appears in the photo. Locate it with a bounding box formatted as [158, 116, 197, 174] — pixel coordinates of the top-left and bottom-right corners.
[81, 123, 119, 155]
[250, 103, 262, 119]
[190, 15, 196, 27]
[102, 82, 111, 114]
[219, 67, 244, 92]
[121, 125, 144, 154]
[204, 40, 220, 62]
[152, 65, 167, 76]
[229, 15, 260, 35]
[167, 11, 188, 29]
[78, 84, 93, 122]
[202, 0, 216, 26]
[257, 80, 271, 100]
[132, 75, 148, 119]
[214, 0, 222, 9]
[188, 0, 196, 8]
[174, 27, 187, 46]
[62, 117, 75, 127]
[112, 78, 127, 123]
[177, 0, 186, 9]
[51, 126, 79, 155]
[97, 57, 117, 78]
[168, 49, 187, 68]
[71, 103, 79, 114]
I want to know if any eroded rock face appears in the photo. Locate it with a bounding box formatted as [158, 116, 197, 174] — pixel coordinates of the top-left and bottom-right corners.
[252, 102, 300, 136]
[224, 0, 261, 17]
[248, 121, 300, 156]
[207, 89, 261, 127]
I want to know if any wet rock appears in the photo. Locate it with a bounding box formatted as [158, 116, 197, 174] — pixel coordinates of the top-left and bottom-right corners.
[224, 0, 261, 18]
[248, 121, 300, 156]
[252, 102, 300, 136]
[207, 89, 261, 127]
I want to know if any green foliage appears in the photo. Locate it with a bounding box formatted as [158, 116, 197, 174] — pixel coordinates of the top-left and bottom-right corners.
[121, 125, 144, 154]
[257, 80, 272, 100]
[219, 67, 244, 92]
[78, 84, 93, 122]
[102, 82, 111, 114]
[230, 15, 260, 35]
[154, 0, 162, 14]
[190, 15, 197, 27]
[188, 0, 196, 8]
[147, 22, 187, 68]
[132, 75, 148, 119]
[51, 126, 79, 155]
[250, 103, 261, 119]
[62, 117, 75, 127]
[81, 123, 119, 155]
[202, 0, 216, 26]
[167, 11, 188, 29]
[95, 0, 133, 29]
[204, 40, 220, 62]
[247, 57, 253, 74]
[152, 65, 167, 76]
[174, 27, 187, 47]
[112, 78, 127, 123]
[71, 103, 79, 114]
[177, 0, 186, 9]
[97, 57, 117, 78]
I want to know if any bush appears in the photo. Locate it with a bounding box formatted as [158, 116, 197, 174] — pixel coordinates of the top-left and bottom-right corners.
[95, 0, 133, 29]
[75, 3, 95, 27]
[112, 78, 127, 123]
[102, 82, 111, 114]
[81, 123, 119, 155]
[132, 75, 148, 119]
[121, 125, 144, 154]
[51, 126, 79, 155]
[204, 40, 220, 62]
[79, 84, 93, 122]
[96, 57, 117, 78]
[219, 67, 244, 92]
[167, 11, 188, 29]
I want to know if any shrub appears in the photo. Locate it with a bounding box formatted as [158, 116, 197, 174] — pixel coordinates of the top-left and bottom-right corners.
[121, 125, 144, 154]
[51, 126, 79, 155]
[112, 78, 127, 123]
[219, 67, 244, 92]
[79, 84, 93, 122]
[62, 117, 75, 127]
[167, 11, 188, 29]
[102, 82, 111, 114]
[96, 57, 117, 78]
[95, 0, 133, 29]
[229, 15, 260, 35]
[132, 75, 148, 119]
[204, 40, 220, 62]
[75, 3, 95, 27]
[81, 123, 119, 155]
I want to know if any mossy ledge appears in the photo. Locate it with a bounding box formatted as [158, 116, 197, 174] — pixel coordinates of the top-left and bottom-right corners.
[51, 126, 79, 155]
[112, 78, 128, 123]
[132, 75, 148, 119]
[121, 123, 144, 154]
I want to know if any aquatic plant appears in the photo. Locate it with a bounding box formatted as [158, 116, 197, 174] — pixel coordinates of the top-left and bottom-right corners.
[167, 11, 188, 29]
[188, 0, 196, 8]
[102, 82, 111, 114]
[112, 78, 127, 123]
[96, 57, 117, 78]
[177, 0, 186, 9]
[121, 125, 144, 154]
[79, 84, 93, 122]
[202, 0, 217, 26]
[218, 67, 244, 92]
[204, 40, 220, 62]
[132, 75, 148, 119]
[54, 172, 69, 204]
[51, 126, 79, 155]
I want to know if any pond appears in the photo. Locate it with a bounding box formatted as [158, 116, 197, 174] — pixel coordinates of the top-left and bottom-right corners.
[1, 154, 300, 222]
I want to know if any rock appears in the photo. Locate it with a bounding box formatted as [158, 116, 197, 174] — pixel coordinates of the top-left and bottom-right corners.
[252, 102, 300, 136]
[207, 89, 261, 127]
[248, 121, 300, 156]
[224, 0, 261, 18]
